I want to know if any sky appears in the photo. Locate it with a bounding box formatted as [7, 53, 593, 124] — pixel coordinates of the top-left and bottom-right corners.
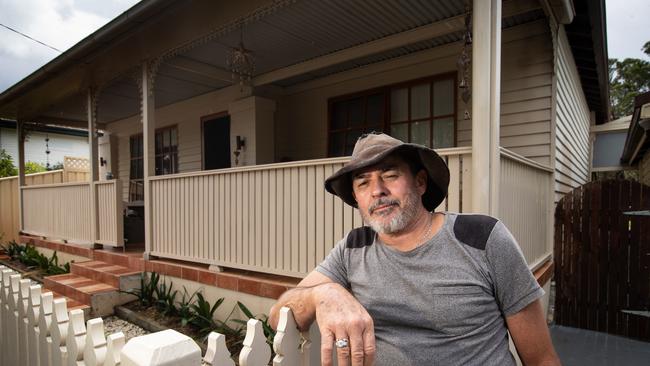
[0, 0, 649, 94]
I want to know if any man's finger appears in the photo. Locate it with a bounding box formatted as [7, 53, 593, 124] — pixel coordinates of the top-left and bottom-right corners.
[320, 329, 334, 366]
[349, 327, 365, 366]
[335, 329, 351, 366]
[363, 325, 376, 366]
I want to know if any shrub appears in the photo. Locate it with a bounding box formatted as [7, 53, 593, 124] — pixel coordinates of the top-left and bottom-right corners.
[123, 272, 159, 307]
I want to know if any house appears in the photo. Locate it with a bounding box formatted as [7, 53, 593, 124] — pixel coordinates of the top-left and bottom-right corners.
[0, 0, 609, 317]
[621, 91, 650, 185]
[0, 119, 89, 170]
[590, 115, 632, 180]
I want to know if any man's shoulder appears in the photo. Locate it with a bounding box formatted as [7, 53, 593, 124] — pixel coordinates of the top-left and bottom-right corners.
[450, 213, 499, 251]
[345, 226, 376, 249]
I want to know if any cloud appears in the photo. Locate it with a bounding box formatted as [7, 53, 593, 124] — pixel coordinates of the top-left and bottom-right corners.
[0, 0, 140, 93]
[606, 0, 650, 60]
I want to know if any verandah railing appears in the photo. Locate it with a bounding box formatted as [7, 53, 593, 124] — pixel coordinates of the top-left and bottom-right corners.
[19, 180, 124, 247]
[148, 147, 472, 278]
[498, 147, 554, 268]
[0, 265, 319, 366]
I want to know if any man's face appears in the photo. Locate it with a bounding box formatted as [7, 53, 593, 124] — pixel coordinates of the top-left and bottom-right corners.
[351, 156, 427, 234]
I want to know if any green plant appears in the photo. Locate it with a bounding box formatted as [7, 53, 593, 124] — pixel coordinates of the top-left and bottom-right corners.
[24, 161, 47, 174]
[0, 149, 17, 178]
[233, 301, 276, 345]
[122, 272, 159, 307]
[154, 279, 178, 316]
[2, 241, 24, 259]
[177, 287, 198, 327]
[190, 292, 225, 337]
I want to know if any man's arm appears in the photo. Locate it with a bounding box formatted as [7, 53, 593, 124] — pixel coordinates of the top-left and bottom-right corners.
[506, 299, 560, 366]
[269, 270, 376, 366]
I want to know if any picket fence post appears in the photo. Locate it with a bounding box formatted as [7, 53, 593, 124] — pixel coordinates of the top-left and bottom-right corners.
[240, 318, 272, 366]
[38, 291, 55, 366]
[28, 284, 43, 366]
[84, 317, 108, 366]
[19, 278, 32, 366]
[204, 332, 235, 366]
[67, 308, 87, 366]
[51, 297, 70, 366]
[0, 268, 12, 366]
[8, 273, 22, 366]
[105, 332, 126, 366]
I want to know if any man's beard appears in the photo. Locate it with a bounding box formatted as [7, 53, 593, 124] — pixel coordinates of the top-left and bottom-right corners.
[362, 190, 421, 234]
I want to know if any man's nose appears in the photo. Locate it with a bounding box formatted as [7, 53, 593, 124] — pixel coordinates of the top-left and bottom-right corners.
[370, 178, 389, 197]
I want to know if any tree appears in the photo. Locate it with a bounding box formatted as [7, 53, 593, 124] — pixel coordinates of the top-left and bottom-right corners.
[0, 149, 17, 178]
[24, 161, 47, 174]
[609, 41, 650, 119]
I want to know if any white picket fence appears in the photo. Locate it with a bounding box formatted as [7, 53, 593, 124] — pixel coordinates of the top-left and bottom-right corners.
[0, 265, 322, 366]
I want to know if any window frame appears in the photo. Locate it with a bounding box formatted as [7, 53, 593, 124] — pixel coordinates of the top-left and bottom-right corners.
[327, 72, 457, 156]
[128, 125, 179, 202]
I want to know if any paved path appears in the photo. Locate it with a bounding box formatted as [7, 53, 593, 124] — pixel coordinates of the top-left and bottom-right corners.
[550, 325, 650, 365]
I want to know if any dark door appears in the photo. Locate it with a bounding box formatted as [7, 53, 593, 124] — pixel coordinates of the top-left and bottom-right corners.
[554, 180, 650, 342]
[203, 115, 231, 170]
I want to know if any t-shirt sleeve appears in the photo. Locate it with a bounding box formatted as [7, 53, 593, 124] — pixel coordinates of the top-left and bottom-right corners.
[315, 237, 350, 289]
[486, 220, 544, 317]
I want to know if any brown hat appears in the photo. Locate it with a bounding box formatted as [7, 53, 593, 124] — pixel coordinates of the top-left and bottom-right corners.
[324, 133, 450, 211]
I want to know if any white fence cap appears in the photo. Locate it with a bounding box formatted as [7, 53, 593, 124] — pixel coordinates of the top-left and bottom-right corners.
[121, 329, 201, 366]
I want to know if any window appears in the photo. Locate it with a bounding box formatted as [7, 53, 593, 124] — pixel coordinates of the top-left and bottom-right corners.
[329, 93, 386, 156]
[129, 135, 143, 201]
[328, 74, 456, 156]
[128, 126, 179, 201]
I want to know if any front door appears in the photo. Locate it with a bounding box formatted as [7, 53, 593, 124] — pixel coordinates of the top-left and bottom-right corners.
[203, 114, 231, 170]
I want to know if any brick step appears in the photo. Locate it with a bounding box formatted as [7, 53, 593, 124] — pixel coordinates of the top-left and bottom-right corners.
[43, 273, 135, 317]
[93, 250, 145, 272]
[71, 260, 141, 290]
[43, 288, 91, 319]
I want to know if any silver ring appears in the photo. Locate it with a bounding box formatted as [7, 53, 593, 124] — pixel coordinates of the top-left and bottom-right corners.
[335, 338, 349, 348]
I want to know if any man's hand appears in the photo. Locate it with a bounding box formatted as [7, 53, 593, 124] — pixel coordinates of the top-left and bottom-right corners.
[269, 271, 375, 366]
[312, 283, 375, 366]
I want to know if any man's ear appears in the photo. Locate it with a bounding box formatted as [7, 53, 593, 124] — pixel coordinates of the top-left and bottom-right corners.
[416, 169, 428, 194]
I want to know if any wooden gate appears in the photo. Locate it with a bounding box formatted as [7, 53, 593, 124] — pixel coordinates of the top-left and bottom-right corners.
[554, 180, 650, 341]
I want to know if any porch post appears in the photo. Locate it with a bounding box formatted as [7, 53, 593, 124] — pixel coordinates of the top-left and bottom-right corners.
[141, 62, 155, 258]
[88, 89, 99, 245]
[471, 0, 501, 215]
[16, 120, 26, 232]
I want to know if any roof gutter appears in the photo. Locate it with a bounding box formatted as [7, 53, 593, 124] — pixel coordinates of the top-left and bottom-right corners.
[0, 0, 170, 106]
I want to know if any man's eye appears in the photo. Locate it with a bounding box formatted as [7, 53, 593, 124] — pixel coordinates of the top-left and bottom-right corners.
[356, 181, 368, 187]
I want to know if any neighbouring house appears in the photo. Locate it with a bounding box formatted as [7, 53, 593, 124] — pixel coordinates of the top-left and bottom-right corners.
[621, 91, 650, 186]
[590, 114, 633, 180]
[0, 119, 89, 170]
[0, 0, 609, 318]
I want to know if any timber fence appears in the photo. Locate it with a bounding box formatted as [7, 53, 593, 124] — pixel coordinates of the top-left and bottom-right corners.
[0, 265, 321, 366]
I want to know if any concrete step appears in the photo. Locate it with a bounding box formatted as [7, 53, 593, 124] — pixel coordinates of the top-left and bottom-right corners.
[71, 260, 141, 291]
[43, 273, 136, 317]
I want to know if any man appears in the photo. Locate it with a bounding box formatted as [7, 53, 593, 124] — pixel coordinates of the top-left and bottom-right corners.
[269, 133, 559, 365]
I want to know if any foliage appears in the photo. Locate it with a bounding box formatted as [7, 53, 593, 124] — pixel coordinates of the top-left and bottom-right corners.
[190, 292, 225, 337]
[0, 241, 70, 275]
[49, 162, 64, 170]
[233, 301, 276, 345]
[177, 287, 198, 327]
[0, 149, 17, 178]
[609, 40, 650, 118]
[154, 279, 178, 316]
[24, 161, 47, 174]
[122, 272, 160, 307]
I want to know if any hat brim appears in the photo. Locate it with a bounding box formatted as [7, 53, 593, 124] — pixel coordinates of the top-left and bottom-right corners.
[324, 144, 450, 211]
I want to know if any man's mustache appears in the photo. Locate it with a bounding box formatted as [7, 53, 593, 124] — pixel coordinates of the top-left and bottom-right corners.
[369, 198, 400, 214]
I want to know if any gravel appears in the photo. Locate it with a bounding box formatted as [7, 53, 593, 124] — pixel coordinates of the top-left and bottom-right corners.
[103, 315, 150, 341]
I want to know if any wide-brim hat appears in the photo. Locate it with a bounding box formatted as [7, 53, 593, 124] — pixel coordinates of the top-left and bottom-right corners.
[324, 133, 450, 211]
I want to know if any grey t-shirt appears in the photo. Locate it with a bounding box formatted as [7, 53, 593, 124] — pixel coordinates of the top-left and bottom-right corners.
[316, 212, 544, 366]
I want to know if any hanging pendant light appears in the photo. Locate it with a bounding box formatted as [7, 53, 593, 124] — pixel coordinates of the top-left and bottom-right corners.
[457, 2, 472, 119]
[226, 23, 256, 90]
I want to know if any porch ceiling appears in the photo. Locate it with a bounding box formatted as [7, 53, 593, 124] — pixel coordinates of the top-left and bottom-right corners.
[1, 0, 544, 126]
